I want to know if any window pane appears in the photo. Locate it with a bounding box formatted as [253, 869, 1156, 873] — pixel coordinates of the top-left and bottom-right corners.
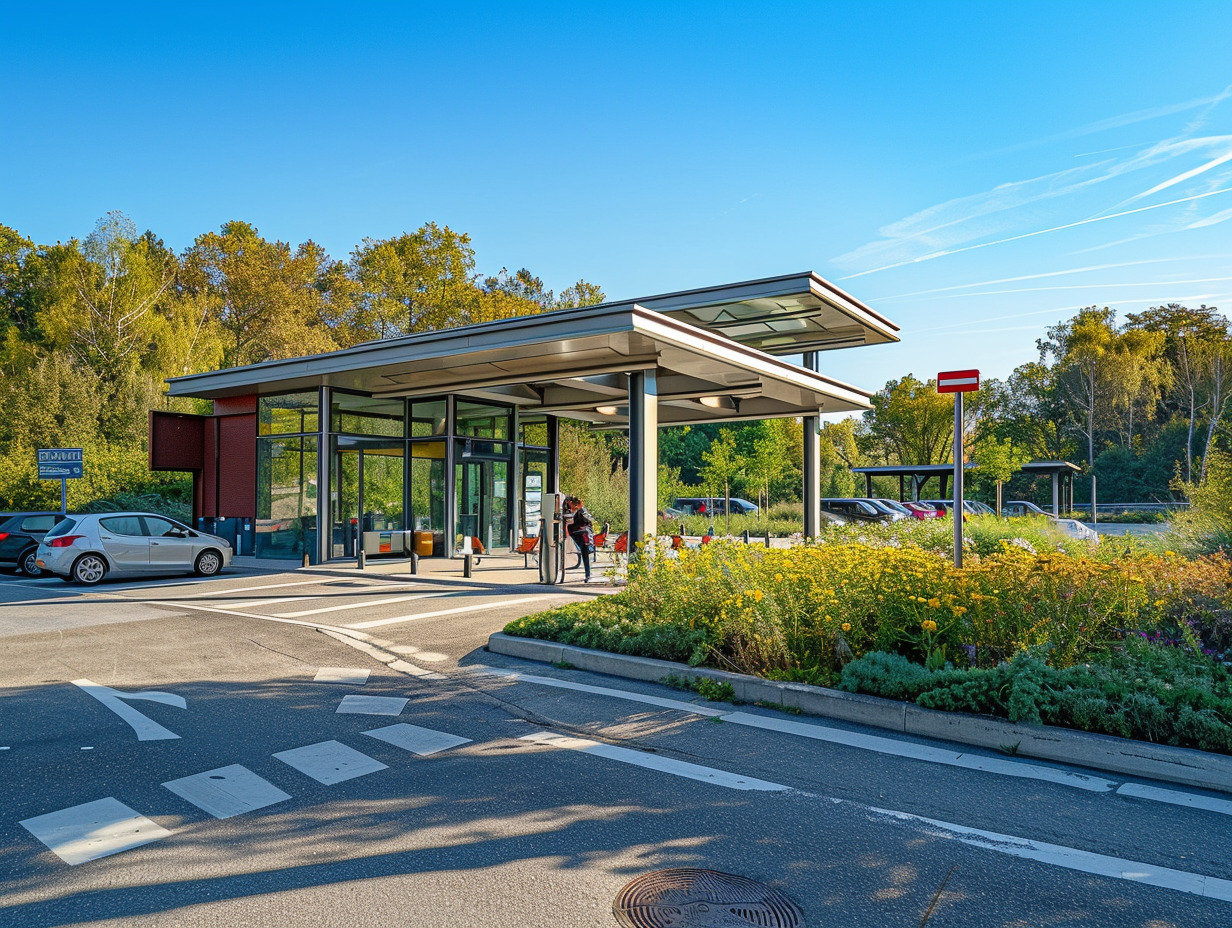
[21, 515, 56, 532]
[455, 400, 510, 440]
[259, 392, 319, 435]
[142, 517, 177, 537]
[409, 398, 447, 437]
[100, 516, 144, 536]
[331, 394, 405, 437]
[256, 436, 319, 559]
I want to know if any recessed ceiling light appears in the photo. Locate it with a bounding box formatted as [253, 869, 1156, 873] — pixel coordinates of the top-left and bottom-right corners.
[698, 396, 723, 408]
[595, 405, 619, 416]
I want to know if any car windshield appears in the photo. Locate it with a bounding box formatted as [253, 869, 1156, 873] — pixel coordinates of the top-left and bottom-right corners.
[877, 499, 912, 514]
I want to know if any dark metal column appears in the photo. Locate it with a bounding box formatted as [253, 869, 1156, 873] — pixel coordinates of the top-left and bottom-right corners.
[316, 386, 331, 566]
[802, 351, 821, 539]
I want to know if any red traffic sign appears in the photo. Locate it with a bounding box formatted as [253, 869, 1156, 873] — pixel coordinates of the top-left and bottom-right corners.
[937, 369, 980, 393]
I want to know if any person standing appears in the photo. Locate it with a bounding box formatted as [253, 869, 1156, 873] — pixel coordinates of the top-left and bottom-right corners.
[565, 495, 594, 583]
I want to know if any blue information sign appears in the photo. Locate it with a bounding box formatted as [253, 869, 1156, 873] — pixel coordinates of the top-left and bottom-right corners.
[37, 448, 84, 480]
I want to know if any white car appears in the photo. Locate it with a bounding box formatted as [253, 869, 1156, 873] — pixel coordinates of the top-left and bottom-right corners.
[1003, 500, 1099, 543]
[36, 512, 232, 584]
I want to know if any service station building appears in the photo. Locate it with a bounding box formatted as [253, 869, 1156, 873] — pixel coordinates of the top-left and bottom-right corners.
[148, 272, 899, 564]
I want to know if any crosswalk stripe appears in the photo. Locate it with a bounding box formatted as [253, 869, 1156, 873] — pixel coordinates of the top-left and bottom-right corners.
[20, 797, 172, 865]
[346, 596, 554, 629]
[270, 592, 450, 618]
[163, 764, 292, 819]
[363, 723, 472, 756]
[337, 695, 408, 715]
[519, 730, 790, 791]
[273, 740, 388, 785]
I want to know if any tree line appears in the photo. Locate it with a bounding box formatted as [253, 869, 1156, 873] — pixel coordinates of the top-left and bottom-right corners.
[0, 212, 603, 510]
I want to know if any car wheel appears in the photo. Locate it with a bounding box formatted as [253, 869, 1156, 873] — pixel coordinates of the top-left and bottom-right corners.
[71, 554, 107, 585]
[194, 549, 223, 577]
[20, 548, 42, 577]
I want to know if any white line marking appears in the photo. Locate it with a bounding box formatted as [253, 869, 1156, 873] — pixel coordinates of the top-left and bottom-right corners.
[337, 694, 408, 716]
[519, 730, 790, 791]
[273, 740, 388, 785]
[720, 711, 1116, 792]
[314, 668, 371, 685]
[72, 679, 186, 741]
[347, 596, 554, 629]
[20, 797, 172, 865]
[363, 723, 472, 756]
[1117, 782, 1232, 817]
[163, 764, 292, 819]
[193, 578, 398, 597]
[219, 596, 320, 609]
[318, 629, 446, 680]
[479, 668, 1113, 792]
[864, 801, 1232, 902]
[476, 668, 726, 716]
[272, 592, 452, 618]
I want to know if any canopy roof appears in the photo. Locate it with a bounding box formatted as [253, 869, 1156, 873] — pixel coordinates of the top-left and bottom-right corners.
[851, 461, 1082, 478]
[167, 272, 899, 426]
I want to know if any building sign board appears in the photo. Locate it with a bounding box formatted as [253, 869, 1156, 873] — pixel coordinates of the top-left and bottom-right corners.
[37, 448, 84, 480]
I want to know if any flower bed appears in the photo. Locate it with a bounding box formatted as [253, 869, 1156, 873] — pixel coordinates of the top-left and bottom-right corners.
[504, 534, 1232, 753]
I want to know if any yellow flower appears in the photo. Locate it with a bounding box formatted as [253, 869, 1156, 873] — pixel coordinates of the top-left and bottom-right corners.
[927, 597, 941, 609]
[1154, 599, 1166, 607]
[753, 590, 764, 602]
[774, 573, 783, 582]
[841, 622, 852, 632]
[921, 619, 938, 632]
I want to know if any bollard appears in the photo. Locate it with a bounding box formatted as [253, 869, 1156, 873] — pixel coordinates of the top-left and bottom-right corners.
[409, 551, 418, 575]
[357, 550, 366, 570]
[463, 553, 473, 578]
[742, 529, 750, 543]
[302, 552, 310, 568]
[765, 531, 771, 548]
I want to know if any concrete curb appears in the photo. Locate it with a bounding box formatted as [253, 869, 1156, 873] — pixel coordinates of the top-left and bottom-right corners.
[487, 632, 1232, 795]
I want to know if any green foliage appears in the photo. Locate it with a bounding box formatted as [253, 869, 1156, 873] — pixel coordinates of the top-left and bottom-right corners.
[1169, 450, 1232, 556]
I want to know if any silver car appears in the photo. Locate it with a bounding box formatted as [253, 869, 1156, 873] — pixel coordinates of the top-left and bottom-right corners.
[36, 512, 232, 585]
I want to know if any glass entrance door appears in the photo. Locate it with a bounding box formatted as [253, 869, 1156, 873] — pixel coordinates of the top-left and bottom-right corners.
[331, 441, 405, 558]
[454, 459, 509, 554]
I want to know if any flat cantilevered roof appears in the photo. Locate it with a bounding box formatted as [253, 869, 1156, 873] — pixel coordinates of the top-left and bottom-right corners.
[166, 272, 898, 425]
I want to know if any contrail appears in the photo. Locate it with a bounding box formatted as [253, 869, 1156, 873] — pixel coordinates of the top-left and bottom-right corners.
[910, 293, 1229, 335]
[908, 277, 1232, 301]
[839, 188, 1232, 280]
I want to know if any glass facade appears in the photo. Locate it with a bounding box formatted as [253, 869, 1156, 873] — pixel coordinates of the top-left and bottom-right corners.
[251, 392, 537, 562]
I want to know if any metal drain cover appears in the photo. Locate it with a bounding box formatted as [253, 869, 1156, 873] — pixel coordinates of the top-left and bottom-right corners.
[613, 868, 805, 927]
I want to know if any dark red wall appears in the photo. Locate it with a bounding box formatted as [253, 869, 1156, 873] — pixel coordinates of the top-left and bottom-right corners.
[149, 399, 258, 521]
[217, 414, 256, 517]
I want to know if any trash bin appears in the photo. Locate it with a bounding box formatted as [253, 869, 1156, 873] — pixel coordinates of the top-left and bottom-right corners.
[413, 531, 434, 558]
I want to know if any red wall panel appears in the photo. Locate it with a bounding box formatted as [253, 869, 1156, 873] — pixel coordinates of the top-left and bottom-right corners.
[213, 395, 257, 416]
[217, 414, 257, 518]
[148, 412, 205, 471]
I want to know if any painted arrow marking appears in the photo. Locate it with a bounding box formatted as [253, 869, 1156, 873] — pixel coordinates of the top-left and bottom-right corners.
[72, 679, 186, 741]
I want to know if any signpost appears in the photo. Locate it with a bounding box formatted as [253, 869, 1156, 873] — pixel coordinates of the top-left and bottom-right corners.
[937, 371, 979, 567]
[37, 448, 83, 514]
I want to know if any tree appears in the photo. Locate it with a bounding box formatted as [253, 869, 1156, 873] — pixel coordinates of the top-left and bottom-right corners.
[700, 428, 742, 533]
[858, 374, 954, 466]
[184, 221, 339, 367]
[973, 434, 1032, 514]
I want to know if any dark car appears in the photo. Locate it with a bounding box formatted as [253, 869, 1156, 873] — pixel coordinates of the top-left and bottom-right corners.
[819, 498, 894, 523]
[0, 512, 69, 576]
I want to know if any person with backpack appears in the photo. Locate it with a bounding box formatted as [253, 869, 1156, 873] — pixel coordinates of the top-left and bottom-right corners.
[564, 495, 595, 583]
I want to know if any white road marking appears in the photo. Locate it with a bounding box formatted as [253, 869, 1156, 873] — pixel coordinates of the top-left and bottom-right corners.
[519, 730, 790, 792]
[480, 668, 1114, 793]
[20, 797, 172, 865]
[337, 694, 408, 716]
[271, 592, 454, 618]
[315, 667, 371, 685]
[363, 723, 472, 756]
[273, 740, 388, 785]
[346, 596, 554, 629]
[318, 629, 445, 680]
[219, 596, 320, 609]
[863, 801, 1232, 903]
[163, 764, 292, 819]
[192, 578, 406, 597]
[72, 679, 186, 741]
[1117, 782, 1232, 817]
[720, 711, 1116, 792]
[476, 668, 726, 717]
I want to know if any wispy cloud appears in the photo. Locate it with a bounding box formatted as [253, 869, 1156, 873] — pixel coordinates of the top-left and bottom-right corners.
[910, 293, 1231, 335]
[838, 188, 1232, 280]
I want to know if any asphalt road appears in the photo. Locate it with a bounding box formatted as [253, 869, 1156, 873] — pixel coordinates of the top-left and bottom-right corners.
[1, 565, 1230, 927]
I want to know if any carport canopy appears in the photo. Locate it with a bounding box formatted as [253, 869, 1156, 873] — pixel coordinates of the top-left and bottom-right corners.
[850, 460, 1081, 514]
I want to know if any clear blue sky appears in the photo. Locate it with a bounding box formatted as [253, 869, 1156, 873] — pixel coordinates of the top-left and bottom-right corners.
[3, 2, 1231, 395]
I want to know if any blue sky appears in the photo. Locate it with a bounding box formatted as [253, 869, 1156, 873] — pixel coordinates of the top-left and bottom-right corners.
[3, 2, 1231, 394]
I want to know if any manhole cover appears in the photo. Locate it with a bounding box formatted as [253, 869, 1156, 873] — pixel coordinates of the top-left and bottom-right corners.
[613, 868, 805, 927]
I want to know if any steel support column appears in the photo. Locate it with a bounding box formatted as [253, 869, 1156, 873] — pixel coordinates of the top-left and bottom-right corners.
[1051, 472, 1059, 516]
[802, 351, 822, 539]
[316, 386, 331, 566]
[628, 371, 658, 551]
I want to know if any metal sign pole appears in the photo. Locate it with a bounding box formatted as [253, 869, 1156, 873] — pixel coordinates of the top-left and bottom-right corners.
[953, 391, 963, 568]
[61, 477, 67, 515]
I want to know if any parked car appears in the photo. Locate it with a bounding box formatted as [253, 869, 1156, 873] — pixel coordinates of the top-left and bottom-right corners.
[36, 512, 232, 585]
[1003, 500, 1100, 543]
[0, 511, 70, 576]
[820, 498, 894, 523]
[901, 501, 943, 519]
[859, 498, 908, 521]
[921, 499, 996, 516]
[672, 497, 760, 516]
